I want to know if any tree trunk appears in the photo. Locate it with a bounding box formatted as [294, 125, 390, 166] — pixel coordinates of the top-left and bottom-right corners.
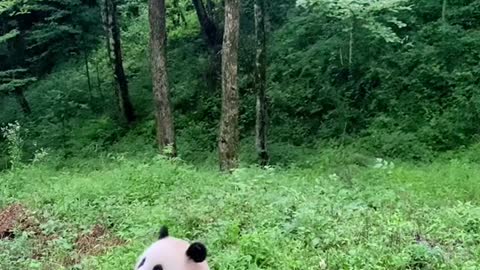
[339, 47, 344, 66]
[206, 0, 215, 16]
[442, 0, 447, 23]
[101, 1, 119, 110]
[149, 0, 177, 157]
[254, 0, 268, 167]
[84, 48, 93, 102]
[219, 0, 240, 172]
[101, 0, 114, 64]
[95, 58, 104, 99]
[106, 0, 136, 124]
[348, 20, 354, 67]
[192, 0, 222, 53]
[192, 0, 223, 89]
[14, 88, 31, 115]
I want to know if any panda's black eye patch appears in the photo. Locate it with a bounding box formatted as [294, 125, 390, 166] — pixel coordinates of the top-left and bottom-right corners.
[138, 257, 146, 268]
[186, 242, 207, 263]
[153, 265, 163, 270]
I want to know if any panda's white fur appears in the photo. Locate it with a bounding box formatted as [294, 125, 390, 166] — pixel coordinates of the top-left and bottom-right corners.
[135, 226, 210, 270]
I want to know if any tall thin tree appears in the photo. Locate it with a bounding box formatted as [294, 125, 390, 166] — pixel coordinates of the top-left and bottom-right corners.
[105, 0, 136, 124]
[218, 0, 240, 172]
[148, 0, 176, 156]
[254, 0, 268, 166]
[191, 0, 222, 53]
[442, 0, 447, 23]
[192, 0, 223, 89]
[100, 0, 113, 62]
[83, 48, 93, 103]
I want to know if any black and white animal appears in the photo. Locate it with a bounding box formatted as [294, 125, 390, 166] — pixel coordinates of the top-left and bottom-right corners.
[134, 226, 210, 270]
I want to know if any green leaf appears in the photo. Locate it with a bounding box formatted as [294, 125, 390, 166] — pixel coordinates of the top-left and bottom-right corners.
[0, 29, 20, 44]
[0, 77, 37, 92]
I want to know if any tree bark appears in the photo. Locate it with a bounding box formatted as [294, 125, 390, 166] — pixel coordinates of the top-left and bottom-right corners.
[192, 0, 222, 53]
[95, 58, 104, 99]
[348, 20, 354, 67]
[219, 0, 240, 172]
[206, 0, 215, 17]
[442, 0, 447, 23]
[84, 48, 93, 102]
[101, 0, 114, 64]
[149, 0, 177, 157]
[14, 88, 31, 115]
[192, 0, 223, 89]
[106, 0, 136, 124]
[254, 0, 269, 167]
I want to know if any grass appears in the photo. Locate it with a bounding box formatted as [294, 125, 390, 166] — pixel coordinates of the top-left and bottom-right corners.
[1, 144, 480, 270]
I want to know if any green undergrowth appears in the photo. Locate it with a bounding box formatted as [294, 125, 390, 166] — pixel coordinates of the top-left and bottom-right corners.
[2, 145, 480, 269]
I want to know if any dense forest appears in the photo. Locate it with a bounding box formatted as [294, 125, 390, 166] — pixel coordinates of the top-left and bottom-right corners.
[2, 0, 480, 269]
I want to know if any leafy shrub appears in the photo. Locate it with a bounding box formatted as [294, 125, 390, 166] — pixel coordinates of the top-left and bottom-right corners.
[1, 121, 24, 169]
[358, 118, 433, 161]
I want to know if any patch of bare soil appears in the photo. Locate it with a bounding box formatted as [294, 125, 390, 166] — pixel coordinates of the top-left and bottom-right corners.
[1, 203, 125, 267]
[75, 224, 126, 256]
[0, 203, 40, 239]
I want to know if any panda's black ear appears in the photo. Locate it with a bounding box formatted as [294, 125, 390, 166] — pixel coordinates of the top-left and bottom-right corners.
[186, 242, 207, 263]
[158, 226, 169, 239]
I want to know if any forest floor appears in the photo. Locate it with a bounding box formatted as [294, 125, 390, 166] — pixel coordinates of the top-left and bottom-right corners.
[1, 145, 480, 270]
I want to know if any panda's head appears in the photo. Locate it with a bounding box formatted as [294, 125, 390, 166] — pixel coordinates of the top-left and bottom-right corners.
[135, 226, 210, 270]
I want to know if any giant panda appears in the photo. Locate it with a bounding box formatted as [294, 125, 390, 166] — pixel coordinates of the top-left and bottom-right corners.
[134, 226, 210, 270]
